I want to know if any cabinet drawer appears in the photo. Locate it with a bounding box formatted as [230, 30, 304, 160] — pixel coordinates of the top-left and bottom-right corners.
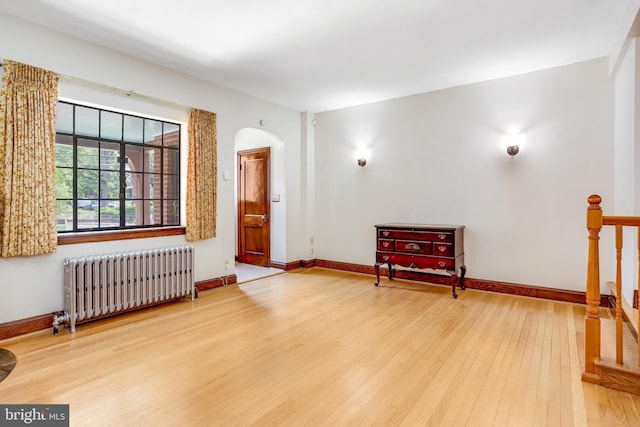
[395, 239, 432, 254]
[377, 239, 394, 251]
[378, 229, 453, 242]
[432, 243, 453, 257]
[376, 252, 455, 270]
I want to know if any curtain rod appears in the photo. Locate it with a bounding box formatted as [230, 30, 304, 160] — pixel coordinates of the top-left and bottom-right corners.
[0, 60, 193, 112]
[62, 74, 193, 112]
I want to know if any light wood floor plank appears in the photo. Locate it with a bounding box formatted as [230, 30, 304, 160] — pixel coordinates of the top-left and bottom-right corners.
[0, 268, 638, 426]
[466, 298, 528, 425]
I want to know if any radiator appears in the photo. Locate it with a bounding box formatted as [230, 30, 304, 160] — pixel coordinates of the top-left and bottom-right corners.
[57, 245, 195, 333]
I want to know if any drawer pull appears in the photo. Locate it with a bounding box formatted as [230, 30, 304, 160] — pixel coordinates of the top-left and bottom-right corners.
[438, 261, 446, 268]
[405, 243, 420, 250]
[383, 231, 390, 236]
[382, 241, 390, 248]
[437, 246, 446, 252]
[383, 255, 390, 261]
[438, 234, 446, 240]
[409, 262, 417, 269]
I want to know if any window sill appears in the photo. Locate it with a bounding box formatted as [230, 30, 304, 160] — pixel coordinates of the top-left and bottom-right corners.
[57, 227, 186, 245]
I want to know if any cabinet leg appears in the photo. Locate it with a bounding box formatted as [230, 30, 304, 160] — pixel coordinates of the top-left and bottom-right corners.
[460, 265, 467, 290]
[374, 262, 382, 286]
[452, 274, 458, 299]
[388, 263, 394, 280]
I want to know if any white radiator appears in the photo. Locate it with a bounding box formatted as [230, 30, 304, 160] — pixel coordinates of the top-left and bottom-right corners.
[58, 246, 195, 333]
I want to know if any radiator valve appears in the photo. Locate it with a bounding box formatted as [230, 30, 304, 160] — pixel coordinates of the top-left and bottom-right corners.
[52, 312, 70, 335]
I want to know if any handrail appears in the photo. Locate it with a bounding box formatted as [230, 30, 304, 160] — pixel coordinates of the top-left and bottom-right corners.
[603, 216, 640, 227]
[584, 195, 640, 384]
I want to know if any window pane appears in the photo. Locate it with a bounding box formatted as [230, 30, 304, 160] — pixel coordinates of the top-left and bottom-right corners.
[101, 111, 122, 140]
[77, 139, 99, 169]
[165, 174, 179, 199]
[125, 200, 141, 226]
[55, 167, 74, 199]
[163, 123, 180, 147]
[124, 116, 143, 142]
[100, 142, 120, 171]
[164, 200, 179, 225]
[125, 171, 143, 199]
[77, 207, 98, 229]
[163, 149, 179, 174]
[56, 102, 73, 133]
[55, 134, 73, 167]
[78, 169, 99, 199]
[100, 171, 120, 199]
[143, 200, 159, 225]
[75, 106, 99, 137]
[125, 144, 144, 173]
[144, 120, 163, 145]
[140, 173, 152, 199]
[56, 200, 73, 231]
[144, 147, 162, 173]
[146, 173, 160, 199]
[99, 204, 120, 228]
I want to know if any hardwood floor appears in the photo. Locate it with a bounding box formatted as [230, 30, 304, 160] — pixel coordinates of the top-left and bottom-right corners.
[0, 268, 639, 426]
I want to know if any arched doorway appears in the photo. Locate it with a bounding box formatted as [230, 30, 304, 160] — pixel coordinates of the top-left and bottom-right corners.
[234, 128, 286, 276]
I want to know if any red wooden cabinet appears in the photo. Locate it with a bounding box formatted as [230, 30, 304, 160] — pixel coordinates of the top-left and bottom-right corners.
[374, 223, 466, 298]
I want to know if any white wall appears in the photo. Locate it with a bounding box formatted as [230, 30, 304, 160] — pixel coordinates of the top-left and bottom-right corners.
[314, 58, 615, 292]
[0, 13, 303, 324]
[300, 112, 316, 261]
[613, 38, 640, 304]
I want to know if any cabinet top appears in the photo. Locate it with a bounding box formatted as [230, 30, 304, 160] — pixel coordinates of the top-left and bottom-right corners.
[375, 223, 464, 231]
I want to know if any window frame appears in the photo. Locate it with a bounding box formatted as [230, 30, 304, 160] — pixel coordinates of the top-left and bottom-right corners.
[55, 101, 183, 237]
[57, 226, 186, 245]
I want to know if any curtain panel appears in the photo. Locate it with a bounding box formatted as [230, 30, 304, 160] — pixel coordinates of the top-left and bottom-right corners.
[0, 60, 59, 257]
[186, 108, 217, 241]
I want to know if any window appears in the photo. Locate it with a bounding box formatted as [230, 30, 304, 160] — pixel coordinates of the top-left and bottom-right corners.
[55, 101, 181, 232]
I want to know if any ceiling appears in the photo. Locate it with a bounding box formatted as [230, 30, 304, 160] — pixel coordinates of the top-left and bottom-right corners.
[0, 0, 630, 113]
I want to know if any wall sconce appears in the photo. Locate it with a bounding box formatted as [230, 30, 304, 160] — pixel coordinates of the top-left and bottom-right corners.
[354, 146, 370, 167]
[506, 145, 519, 156]
[501, 134, 525, 156]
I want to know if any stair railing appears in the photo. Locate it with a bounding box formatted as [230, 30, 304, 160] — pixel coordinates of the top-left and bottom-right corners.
[583, 195, 640, 383]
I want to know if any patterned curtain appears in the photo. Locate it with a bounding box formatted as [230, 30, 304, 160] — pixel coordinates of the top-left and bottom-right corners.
[186, 108, 217, 241]
[0, 60, 59, 257]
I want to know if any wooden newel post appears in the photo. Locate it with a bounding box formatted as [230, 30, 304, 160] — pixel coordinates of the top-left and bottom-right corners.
[583, 194, 603, 382]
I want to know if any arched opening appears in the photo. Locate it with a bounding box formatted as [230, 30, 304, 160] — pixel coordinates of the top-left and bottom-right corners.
[234, 128, 286, 282]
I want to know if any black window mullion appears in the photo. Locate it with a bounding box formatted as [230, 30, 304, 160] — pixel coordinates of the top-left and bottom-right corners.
[96, 112, 101, 229]
[142, 121, 147, 228]
[120, 143, 126, 228]
[120, 113, 125, 229]
[176, 128, 180, 225]
[72, 103, 79, 232]
[159, 123, 163, 226]
[160, 146, 164, 226]
[72, 136, 78, 232]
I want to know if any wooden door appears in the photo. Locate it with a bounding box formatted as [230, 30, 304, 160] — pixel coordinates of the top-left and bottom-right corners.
[237, 148, 270, 267]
